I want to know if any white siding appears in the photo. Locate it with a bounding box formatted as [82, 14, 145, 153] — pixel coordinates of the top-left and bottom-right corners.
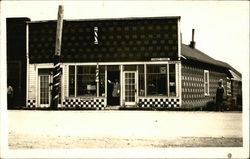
[175, 62, 179, 97]
[28, 64, 37, 99]
[177, 62, 182, 106]
[63, 64, 68, 98]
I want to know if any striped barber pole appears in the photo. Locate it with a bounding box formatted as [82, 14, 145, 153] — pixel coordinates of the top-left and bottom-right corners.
[96, 66, 99, 82]
[94, 26, 98, 44]
[51, 56, 61, 109]
[96, 64, 99, 97]
[51, 5, 64, 109]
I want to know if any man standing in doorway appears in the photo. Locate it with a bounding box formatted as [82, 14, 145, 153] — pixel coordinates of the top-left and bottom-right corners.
[108, 79, 120, 105]
[216, 79, 224, 111]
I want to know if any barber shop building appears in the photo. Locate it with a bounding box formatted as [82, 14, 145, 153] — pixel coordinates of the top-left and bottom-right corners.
[7, 16, 242, 110]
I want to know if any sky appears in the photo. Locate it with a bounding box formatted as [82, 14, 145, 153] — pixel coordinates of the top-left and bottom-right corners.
[1, 1, 249, 75]
[0, 1, 249, 158]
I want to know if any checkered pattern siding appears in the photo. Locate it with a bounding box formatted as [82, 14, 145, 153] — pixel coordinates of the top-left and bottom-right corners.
[28, 17, 179, 63]
[181, 64, 228, 108]
[138, 98, 180, 108]
[27, 99, 36, 108]
[63, 98, 105, 110]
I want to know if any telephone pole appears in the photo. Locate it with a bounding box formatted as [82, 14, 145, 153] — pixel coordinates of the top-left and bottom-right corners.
[51, 5, 64, 109]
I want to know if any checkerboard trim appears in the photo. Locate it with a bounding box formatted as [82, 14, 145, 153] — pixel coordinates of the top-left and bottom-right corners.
[63, 98, 106, 110]
[27, 99, 36, 108]
[138, 98, 180, 108]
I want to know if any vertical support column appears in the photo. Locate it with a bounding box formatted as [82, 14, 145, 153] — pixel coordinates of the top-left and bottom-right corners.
[26, 23, 29, 107]
[51, 5, 64, 109]
[167, 63, 170, 97]
[177, 17, 181, 60]
[35, 65, 38, 107]
[178, 62, 182, 106]
[96, 63, 99, 97]
[104, 65, 107, 106]
[136, 65, 139, 103]
[74, 65, 77, 97]
[120, 65, 124, 106]
[144, 63, 147, 97]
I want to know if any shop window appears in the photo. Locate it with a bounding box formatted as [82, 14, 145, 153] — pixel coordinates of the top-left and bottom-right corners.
[204, 70, 209, 96]
[147, 65, 168, 96]
[138, 65, 145, 96]
[169, 64, 176, 96]
[69, 66, 75, 97]
[77, 66, 96, 96]
[99, 65, 105, 97]
[69, 65, 106, 97]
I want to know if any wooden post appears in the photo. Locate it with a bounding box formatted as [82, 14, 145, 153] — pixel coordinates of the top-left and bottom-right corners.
[96, 63, 99, 97]
[51, 5, 64, 109]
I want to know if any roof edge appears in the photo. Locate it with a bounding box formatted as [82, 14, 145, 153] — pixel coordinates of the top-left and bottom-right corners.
[181, 43, 241, 78]
[27, 16, 181, 24]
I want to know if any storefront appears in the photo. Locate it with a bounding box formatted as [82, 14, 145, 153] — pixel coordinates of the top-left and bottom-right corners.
[65, 61, 181, 107]
[28, 61, 181, 109]
[26, 16, 182, 109]
[25, 15, 242, 110]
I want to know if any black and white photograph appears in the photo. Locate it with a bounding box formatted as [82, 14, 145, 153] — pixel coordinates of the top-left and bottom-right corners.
[0, 1, 249, 158]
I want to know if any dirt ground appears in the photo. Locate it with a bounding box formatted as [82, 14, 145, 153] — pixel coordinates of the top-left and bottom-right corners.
[8, 110, 242, 149]
[9, 132, 242, 149]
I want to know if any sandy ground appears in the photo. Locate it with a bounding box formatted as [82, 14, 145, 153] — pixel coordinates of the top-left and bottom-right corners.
[8, 110, 242, 149]
[9, 133, 242, 149]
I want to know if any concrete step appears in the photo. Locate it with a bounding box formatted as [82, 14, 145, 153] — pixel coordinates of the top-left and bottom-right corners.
[104, 106, 121, 110]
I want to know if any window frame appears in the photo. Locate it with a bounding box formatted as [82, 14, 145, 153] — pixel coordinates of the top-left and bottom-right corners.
[146, 64, 169, 96]
[76, 65, 97, 97]
[69, 65, 100, 98]
[138, 63, 177, 97]
[68, 65, 76, 97]
[204, 70, 210, 96]
[226, 80, 232, 96]
[168, 64, 177, 97]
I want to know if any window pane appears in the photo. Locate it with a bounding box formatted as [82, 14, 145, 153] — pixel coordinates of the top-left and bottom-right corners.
[77, 66, 96, 96]
[227, 81, 231, 96]
[205, 83, 208, 94]
[147, 65, 167, 96]
[99, 65, 105, 96]
[204, 72, 208, 83]
[138, 65, 145, 96]
[204, 70, 209, 95]
[169, 64, 176, 96]
[69, 66, 75, 97]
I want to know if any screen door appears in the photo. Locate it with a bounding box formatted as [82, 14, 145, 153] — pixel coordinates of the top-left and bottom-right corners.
[123, 71, 137, 105]
[39, 75, 51, 107]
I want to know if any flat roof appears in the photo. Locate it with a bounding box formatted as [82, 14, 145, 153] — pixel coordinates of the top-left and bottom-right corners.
[27, 16, 181, 24]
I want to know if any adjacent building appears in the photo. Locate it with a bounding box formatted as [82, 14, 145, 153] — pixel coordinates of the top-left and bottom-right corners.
[7, 18, 30, 108]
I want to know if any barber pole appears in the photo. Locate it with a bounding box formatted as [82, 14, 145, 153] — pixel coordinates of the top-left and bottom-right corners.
[51, 5, 64, 109]
[94, 26, 98, 44]
[96, 63, 99, 97]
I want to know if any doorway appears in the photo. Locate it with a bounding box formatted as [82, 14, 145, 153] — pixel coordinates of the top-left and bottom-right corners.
[38, 68, 62, 107]
[38, 75, 51, 107]
[123, 71, 137, 105]
[107, 66, 120, 106]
